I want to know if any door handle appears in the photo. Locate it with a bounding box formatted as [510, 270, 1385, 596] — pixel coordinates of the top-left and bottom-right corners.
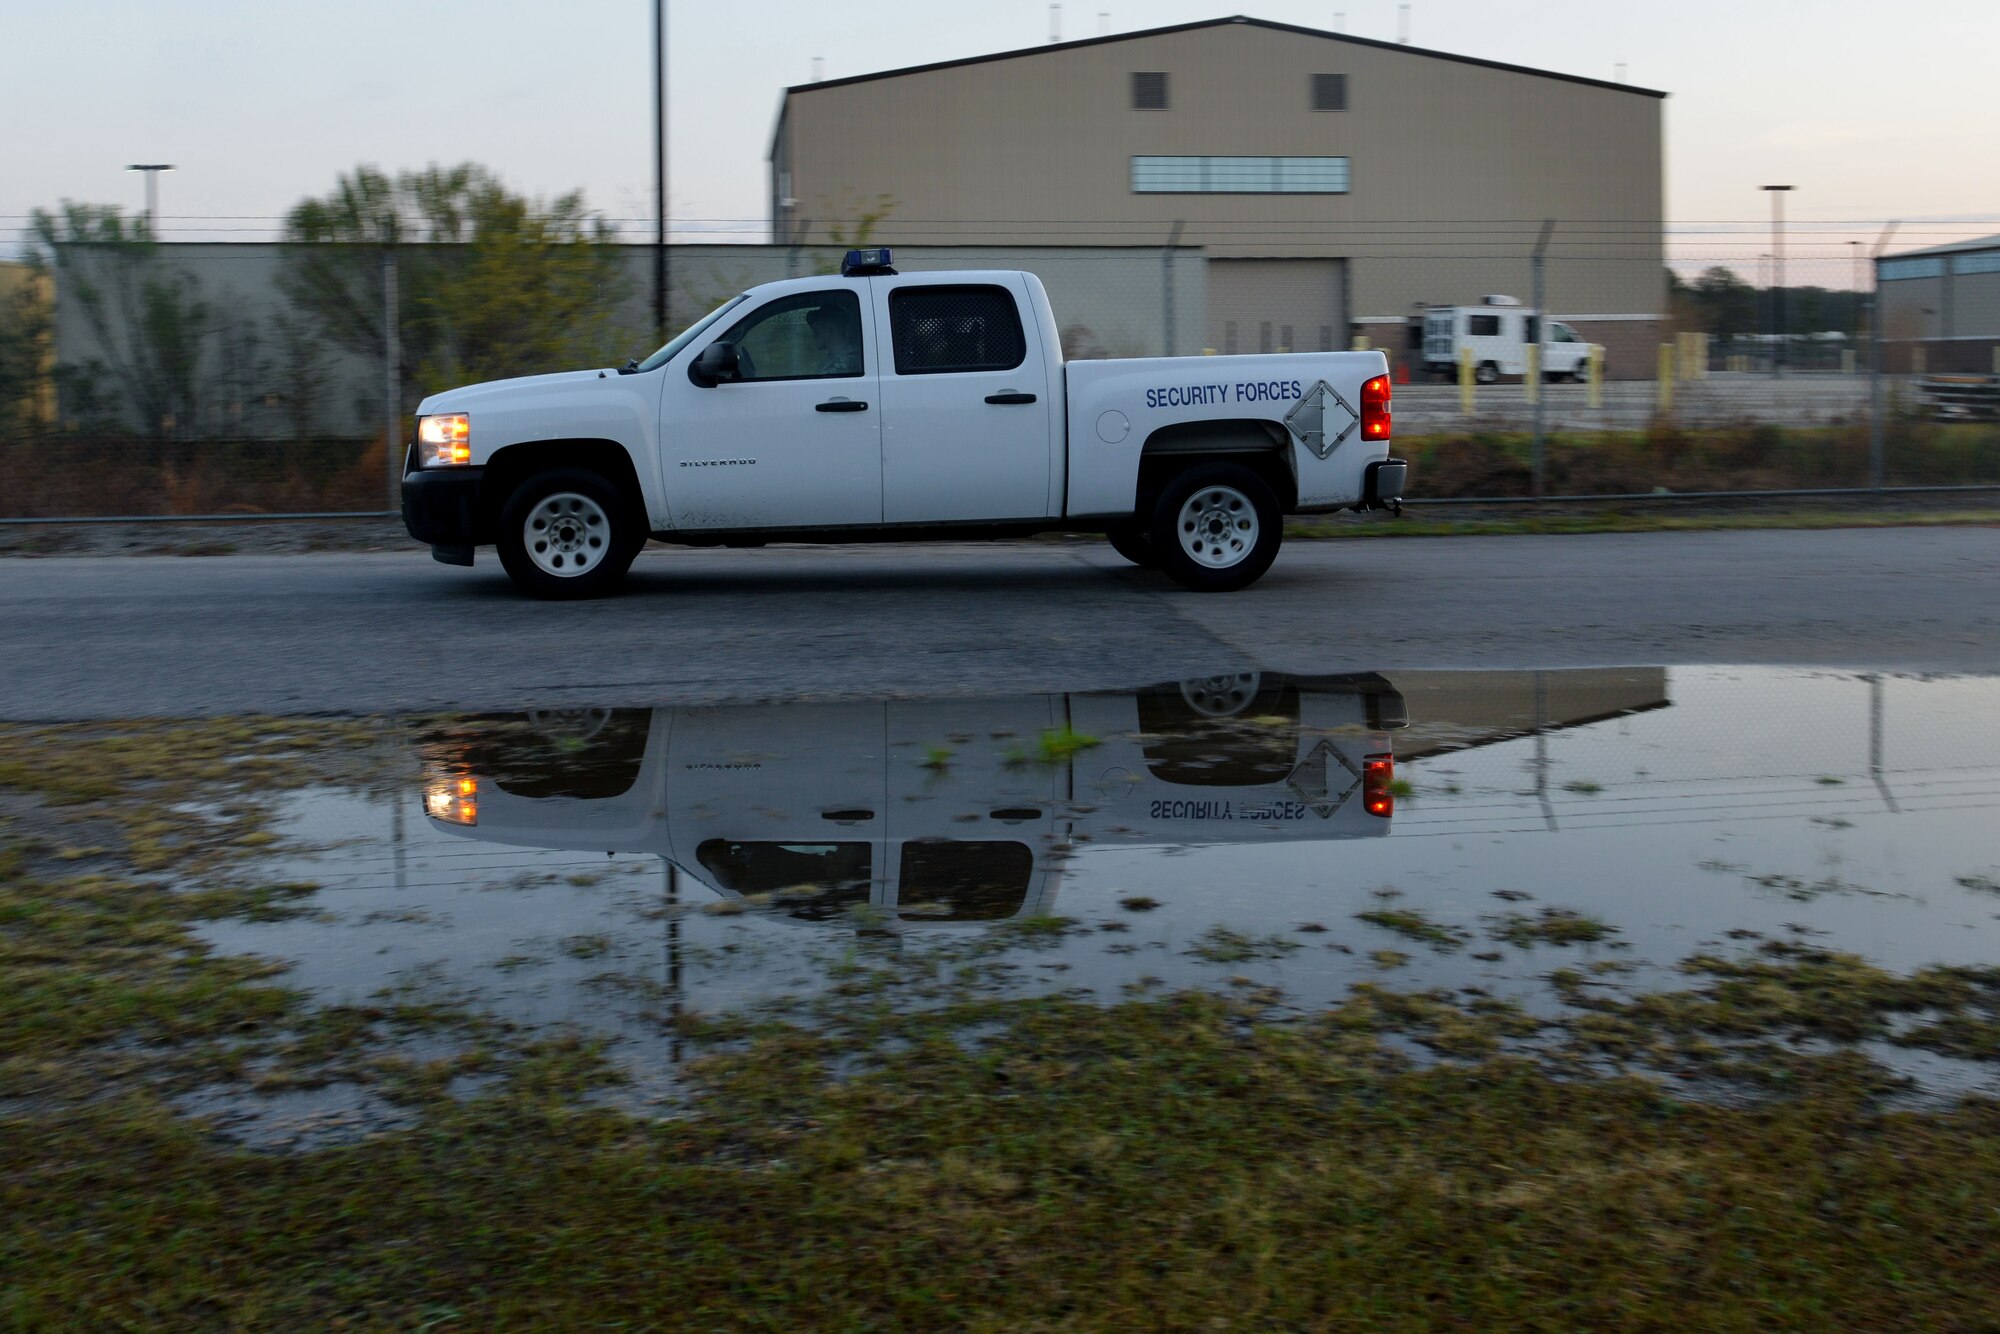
[984, 391, 1037, 405]
[816, 399, 869, 412]
[821, 808, 875, 823]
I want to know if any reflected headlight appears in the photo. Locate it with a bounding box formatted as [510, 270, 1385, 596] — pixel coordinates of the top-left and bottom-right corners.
[417, 413, 472, 467]
[424, 773, 478, 825]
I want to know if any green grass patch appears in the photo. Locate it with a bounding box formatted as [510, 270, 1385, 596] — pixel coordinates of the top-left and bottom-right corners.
[1489, 907, 1619, 948]
[1355, 907, 1470, 951]
[8, 717, 2000, 1327]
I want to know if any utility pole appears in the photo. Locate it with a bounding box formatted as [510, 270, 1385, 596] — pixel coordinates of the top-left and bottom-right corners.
[652, 0, 669, 341]
[1762, 185, 1793, 377]
[1867, 221, 1899, 489]
[1530, 218, 1555, 498]
[126, 164, 174, 233]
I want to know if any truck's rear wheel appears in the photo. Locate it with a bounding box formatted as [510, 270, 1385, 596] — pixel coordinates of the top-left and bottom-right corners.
[1149, 462, 1282, 593]
[1475, 360, 1500, 385]
[496, 468, 642, 599]
[1106, 521, 1155, 567]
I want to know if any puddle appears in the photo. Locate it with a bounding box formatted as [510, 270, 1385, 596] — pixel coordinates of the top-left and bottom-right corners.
[195, 667, 2000, 1129]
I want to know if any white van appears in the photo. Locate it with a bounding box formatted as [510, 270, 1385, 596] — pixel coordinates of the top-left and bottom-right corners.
[1421, 296, 1591, 384]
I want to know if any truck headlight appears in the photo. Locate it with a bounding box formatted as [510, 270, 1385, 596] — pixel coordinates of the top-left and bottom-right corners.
[424, 773, 478, 825]
[417, 413, 472, 467]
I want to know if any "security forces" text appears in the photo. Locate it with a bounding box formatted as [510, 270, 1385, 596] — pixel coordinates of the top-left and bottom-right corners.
[1145, 379, 1304, 409]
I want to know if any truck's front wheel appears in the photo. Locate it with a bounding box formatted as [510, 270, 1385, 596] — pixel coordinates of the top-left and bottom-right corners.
[496, 468, 642, 599]
[1149, 463, 1282, 593]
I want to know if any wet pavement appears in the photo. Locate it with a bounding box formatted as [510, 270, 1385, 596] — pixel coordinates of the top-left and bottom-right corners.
[184, 666, 2000, 1138]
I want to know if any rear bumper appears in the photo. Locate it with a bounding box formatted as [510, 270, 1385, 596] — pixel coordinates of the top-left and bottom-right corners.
[1360, 457, 1409, 510]
[401, 463, 486, 547]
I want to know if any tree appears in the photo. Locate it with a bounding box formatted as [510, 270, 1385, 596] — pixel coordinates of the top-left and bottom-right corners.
[28, 205, 214, 437]
[0, 265, 53, 438]
[1687, 266, 1757, 339]
[280, 165, 630, 405]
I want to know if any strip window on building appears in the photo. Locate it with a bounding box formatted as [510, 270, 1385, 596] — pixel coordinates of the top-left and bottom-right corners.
[1878, 256, 1945, 281]
[1953, 251, 2000, 276]
[1131, 155, 1350, 194]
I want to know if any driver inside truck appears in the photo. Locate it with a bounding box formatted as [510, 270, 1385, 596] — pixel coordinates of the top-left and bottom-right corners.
[808, 305, 861, 377]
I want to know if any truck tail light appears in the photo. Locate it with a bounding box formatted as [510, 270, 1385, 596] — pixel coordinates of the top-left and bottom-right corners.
[1361, 374, 1392, 441]
[1363, 753, 1394, 818]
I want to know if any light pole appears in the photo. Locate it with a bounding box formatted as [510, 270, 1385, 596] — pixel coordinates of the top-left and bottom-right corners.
[1762, 185, 1793, 377]
[126, 164, 174, 234]
[652, 0, 669, 342]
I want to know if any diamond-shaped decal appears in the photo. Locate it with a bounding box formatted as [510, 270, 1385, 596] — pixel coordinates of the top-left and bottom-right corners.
[1286, 739, 1361, 819]
[1283, 380, 1360, 459]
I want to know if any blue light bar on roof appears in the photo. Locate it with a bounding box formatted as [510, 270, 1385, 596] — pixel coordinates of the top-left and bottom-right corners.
[840, 248, 896, 276]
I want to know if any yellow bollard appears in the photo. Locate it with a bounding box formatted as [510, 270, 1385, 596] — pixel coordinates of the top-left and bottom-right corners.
[1458, 345, 1475, 415]
[1696, 332, 1710, 380]
[1912, 346, 1927, 377]
[1656, 344, 1674, 413]
[1588, 344, 1605, 408]
[1841, 348, 1856, 376]
[1351, 335, 1371, 352]
[1993, 346, 1999, 376]
[1202, 347, 1217, 356]
[1524, 343, 1540, 404]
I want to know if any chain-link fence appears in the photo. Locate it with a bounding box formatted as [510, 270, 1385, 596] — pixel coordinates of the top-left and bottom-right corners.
[2, 217, 1996, 520]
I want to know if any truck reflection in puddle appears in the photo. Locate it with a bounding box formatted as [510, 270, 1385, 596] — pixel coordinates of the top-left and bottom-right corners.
[411, 672, 1413, 928]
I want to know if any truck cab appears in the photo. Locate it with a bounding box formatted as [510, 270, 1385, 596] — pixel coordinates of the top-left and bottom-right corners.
[402, 250, 1406, 599]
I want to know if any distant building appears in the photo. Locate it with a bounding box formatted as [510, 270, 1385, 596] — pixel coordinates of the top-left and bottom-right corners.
[770, 15, 1667, 373]
[1877, 234, 2000, 374]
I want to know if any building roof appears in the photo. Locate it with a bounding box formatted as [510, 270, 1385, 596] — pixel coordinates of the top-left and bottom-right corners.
[781, 14, 1669, 101]
[1891, 232, 2000, 259]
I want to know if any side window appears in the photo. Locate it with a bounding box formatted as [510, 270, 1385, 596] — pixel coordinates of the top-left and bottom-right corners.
[1552, 323, 1578, 343]
[718, 289, 863, 382]
[888, 285, 1027, 376]
[1468, 314, 1500, 337]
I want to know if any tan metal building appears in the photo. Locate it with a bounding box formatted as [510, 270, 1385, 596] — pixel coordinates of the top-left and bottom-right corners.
[1877, 234, 2000, 374]
[770, 15, 1667, 374]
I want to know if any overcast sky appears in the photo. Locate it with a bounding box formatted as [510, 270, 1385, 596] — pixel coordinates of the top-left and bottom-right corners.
[5, 0, 1993, 270]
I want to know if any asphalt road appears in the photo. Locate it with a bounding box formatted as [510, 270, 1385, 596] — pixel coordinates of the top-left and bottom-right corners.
[1, 528, 1995, 720]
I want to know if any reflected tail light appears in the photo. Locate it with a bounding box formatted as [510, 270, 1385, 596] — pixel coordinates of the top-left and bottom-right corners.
[1363, 753, 1394, 818]
[1361, 374, 1392, 442]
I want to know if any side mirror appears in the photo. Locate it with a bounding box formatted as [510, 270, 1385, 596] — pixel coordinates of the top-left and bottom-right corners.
[691, 341, 738, 387]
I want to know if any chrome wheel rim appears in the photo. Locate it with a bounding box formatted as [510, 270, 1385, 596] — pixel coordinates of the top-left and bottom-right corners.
[524, 492, 610, 577]
[1176, 484, 1258, 569]
[1178, 672, 1264, 718]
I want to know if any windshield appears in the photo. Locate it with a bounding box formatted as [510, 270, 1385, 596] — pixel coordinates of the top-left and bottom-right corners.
[630, 295, 749, 373]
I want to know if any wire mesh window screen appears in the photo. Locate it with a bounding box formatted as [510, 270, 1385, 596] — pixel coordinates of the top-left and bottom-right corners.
[1131, 156, 1350, 193]
[898, 841, 1034, 921]
[1311, 72, 1348, 111]
[1131, 71, 1168, 109]
[889, 286, 1028, 375]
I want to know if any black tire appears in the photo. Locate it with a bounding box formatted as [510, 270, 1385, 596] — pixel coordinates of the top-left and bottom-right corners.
[1475, 360, 1500, 385]
[1106, 521, 1155, 567]
[1148, 462, 1283, 593]
[495, 467, 643, 600]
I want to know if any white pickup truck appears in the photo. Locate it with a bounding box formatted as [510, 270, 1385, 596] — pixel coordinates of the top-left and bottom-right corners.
[415, 671, 1408, 925]
[401, 249, 1405, 599]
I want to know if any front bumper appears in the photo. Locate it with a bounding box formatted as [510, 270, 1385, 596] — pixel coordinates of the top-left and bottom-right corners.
[401, 460, 486, 549]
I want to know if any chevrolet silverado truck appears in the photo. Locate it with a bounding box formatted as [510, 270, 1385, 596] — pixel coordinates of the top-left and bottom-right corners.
[401, 249, 1407, 599]
[414, 671, 1408, 926]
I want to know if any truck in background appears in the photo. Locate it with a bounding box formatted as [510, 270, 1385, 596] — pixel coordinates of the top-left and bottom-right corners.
[1421, 296, 1591, 384]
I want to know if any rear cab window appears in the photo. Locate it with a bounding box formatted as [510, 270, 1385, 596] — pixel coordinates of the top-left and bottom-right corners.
[887, 285, 1027, 376]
